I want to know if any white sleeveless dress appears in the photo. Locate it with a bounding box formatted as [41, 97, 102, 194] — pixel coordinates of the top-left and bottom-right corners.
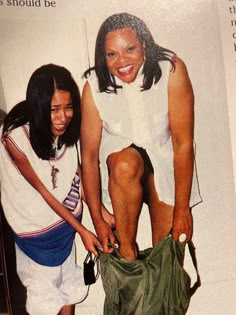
[87, 60, 202, 210]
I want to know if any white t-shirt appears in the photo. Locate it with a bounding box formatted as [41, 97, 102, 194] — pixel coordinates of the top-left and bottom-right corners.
[0, 124, 82, 235]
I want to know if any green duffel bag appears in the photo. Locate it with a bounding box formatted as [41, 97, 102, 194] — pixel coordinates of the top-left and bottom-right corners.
[99, 234, 200, 315]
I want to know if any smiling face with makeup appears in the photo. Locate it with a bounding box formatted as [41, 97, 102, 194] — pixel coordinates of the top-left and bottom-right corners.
[105, 28, 145, 84]
[50, 89, 73, 139]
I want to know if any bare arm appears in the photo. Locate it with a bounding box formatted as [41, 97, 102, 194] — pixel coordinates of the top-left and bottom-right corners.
[5, 138, 100, 256]
[81, 81, 115, 252]
[79, 164, 115, 228]
[168, 56, 194, 241]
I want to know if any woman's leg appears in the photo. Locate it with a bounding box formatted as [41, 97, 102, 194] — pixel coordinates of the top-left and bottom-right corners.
[107, 147, 144, 260]
[58, 305, 75, 315]
[145, 173, 174, 246]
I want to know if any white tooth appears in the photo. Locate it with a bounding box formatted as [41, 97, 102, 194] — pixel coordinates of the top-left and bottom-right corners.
[119, 65, 132, 72]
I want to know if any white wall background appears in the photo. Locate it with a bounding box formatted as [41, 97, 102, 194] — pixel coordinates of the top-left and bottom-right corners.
[0, 0, 236, 314]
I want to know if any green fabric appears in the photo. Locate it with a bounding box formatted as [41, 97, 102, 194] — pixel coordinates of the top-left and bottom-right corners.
[99, 235, 194, 315]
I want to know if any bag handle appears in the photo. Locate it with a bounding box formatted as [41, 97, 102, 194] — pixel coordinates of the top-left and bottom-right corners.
[187, 240, 201, 296]
[169, 227, 201, 296]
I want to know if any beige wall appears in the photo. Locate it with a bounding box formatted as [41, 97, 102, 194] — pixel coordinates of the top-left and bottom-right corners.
[0, 76, 7, 126]
[0, 0, 236, 314]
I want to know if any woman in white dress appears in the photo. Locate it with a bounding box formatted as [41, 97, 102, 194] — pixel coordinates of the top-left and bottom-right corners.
[81, 13, 202, 260]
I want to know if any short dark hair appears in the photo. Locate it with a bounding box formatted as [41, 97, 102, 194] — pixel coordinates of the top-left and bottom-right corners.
[84, 12, 175, 93]
[3, 64, 81, 159]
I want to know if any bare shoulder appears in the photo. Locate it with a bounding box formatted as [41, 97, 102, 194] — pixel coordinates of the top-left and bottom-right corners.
[81, 80, 97, 113]
[168, 55, 192, 91]
[82, 80, 92, 100]
[83, 80, 91, 91]
[4, 136, 27, 162]
[80, 80, 102, 130]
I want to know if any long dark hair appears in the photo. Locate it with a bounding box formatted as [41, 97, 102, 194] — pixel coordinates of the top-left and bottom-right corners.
[84, 12, 175, 93]
[3, 64, 81, 160]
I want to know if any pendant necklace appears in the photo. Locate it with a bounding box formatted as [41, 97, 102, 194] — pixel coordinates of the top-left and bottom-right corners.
[49, 137, 60, 189]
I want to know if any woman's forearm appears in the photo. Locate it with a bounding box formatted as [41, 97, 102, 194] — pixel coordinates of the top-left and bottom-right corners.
[173, 141, 194, 210]
[38, 186, 87, 234]
[81, 157, 104, 225]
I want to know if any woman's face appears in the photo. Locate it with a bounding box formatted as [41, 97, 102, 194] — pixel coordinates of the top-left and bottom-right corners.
[50, 89, 73, 138]
[105, 28, 145, 84]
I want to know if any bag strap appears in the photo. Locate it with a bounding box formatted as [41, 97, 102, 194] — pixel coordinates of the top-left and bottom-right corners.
[169, 227, 201, 296]
[187, 240, 201, 296]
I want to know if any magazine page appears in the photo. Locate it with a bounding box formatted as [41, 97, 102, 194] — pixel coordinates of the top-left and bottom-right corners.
[217, 0, 236, 187]
[0, 1, 235, 314]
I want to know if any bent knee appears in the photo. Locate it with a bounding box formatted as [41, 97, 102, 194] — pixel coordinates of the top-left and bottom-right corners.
[107, 149, 144, 182]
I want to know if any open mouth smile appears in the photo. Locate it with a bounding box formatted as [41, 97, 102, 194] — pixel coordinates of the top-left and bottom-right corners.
[117, 65, 133, 74]
[53, 124, 67, 131]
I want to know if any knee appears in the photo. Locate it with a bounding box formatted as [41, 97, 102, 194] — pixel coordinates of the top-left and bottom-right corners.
[107, 151, 143, 183]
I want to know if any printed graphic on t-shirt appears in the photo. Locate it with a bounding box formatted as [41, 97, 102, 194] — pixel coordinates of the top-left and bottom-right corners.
[63, 172, 81, 211]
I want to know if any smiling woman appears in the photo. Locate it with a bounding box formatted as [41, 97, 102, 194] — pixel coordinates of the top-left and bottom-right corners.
[104, 28, 145, 83]
[0, 64, 103, 315]
[80, 12, 202, 314]
[81, 12, 202, 260]
[50, 90, 74, 139]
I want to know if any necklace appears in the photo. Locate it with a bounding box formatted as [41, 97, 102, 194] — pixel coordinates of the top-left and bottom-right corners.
[49, 137, 60, 189]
